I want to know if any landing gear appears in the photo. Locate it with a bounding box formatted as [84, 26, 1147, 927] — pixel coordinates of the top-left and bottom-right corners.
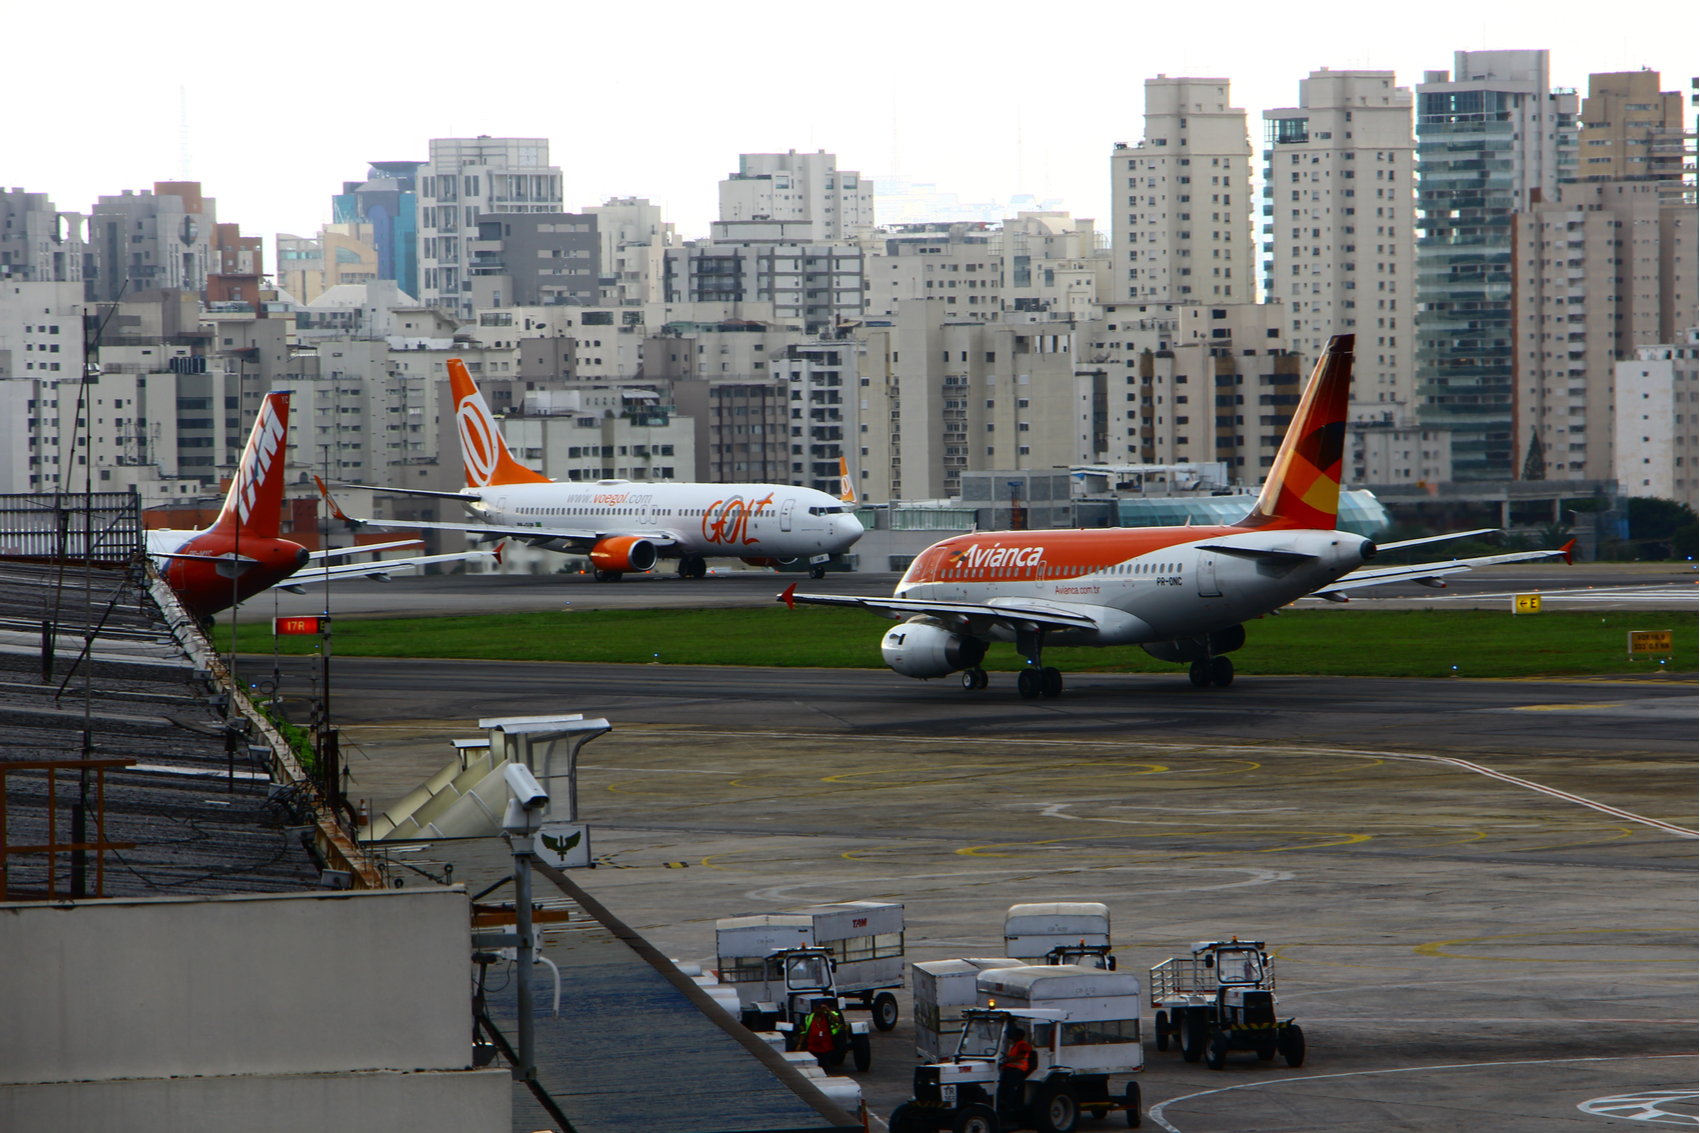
[1211, 656, 1234, 687]
[593, 570, 623, 583]
[809, 566, 826, 580]
[677, 555, 707, 580]
[1188, 659, 1211, 688]
[1017, 666, 1064, 699]
[961, 668, 988, 691]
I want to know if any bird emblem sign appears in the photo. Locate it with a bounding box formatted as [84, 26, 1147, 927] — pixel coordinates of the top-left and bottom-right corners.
[536, 822, 592, 869]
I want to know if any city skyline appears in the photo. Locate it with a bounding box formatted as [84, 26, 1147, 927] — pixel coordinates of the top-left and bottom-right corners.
[12, 1, 1695, 251]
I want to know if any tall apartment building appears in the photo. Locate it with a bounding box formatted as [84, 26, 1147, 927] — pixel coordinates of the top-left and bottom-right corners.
[416, 137, 564, 318]
[1, 189, 85, 284]
[865, 223, 1003, 321]
[1262, 70, 1416, 412]
[1512, 180, 1697, 482]
[0, 280, 84, 381]
[586, 197, 674, 306]
[332, 162, 421, 298]
[276, 228, 382, 305]
[1614, 331, 1698, 503]
[664, 240, 864, 332]
[717, 152, 874, 243]
[467, 212, 599, 309]
[1413, 51, 1578, 480]
[1574, 71, 1690, 187]
[86, 183, 219, 302]
[1111, 77, 1256, 304]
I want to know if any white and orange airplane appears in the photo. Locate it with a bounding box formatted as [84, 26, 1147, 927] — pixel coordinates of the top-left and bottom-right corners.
[780, 335, 1573, 697]
[321, 359, 864, 581]
[146, 390, 491, 620]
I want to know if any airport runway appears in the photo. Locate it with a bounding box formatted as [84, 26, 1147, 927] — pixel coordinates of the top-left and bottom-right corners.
[271, 655, 1696, 1131]
[240, 561, 1696, 621]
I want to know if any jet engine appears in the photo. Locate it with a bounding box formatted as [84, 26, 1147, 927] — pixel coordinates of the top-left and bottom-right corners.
[589, 536, 658, 573]
[880, 619, 988, 679]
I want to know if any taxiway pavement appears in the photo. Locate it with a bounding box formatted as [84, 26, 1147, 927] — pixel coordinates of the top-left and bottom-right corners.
[270, 655, 1696, 1132]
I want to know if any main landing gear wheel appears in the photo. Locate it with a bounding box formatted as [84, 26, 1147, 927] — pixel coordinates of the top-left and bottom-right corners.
[678, 555, 708, 580]
[1211, 656, 1234, 687]
[593, 570, 623, 583]
[1041, 666, 1063, 698]
[1188, 660, 1211, 688]
[1017, 668, 1041, 699]
[960, 668, 988, 691]
[809, 565, 827, 580]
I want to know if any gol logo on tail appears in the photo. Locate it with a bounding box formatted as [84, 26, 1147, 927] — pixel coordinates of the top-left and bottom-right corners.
[458, 394, 501, 486]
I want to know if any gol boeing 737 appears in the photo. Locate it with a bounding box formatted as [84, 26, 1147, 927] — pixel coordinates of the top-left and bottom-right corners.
[148, 390, 491, 619]
[780, 335, 1572, 697]
[322, 359, 864, 581]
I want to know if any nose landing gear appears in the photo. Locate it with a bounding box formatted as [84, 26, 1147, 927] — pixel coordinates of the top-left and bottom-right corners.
[960, 667, 988, 691]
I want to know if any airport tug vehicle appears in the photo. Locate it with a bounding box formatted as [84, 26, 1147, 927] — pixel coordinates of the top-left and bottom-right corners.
[716, 902, 903, 1067]
[891, 965, 1144, 1133]
[1148, 939, 1304, 1070]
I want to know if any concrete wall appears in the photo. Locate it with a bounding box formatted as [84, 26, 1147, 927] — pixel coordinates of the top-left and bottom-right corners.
[0, 1068, 511, 1133]
[0, 888, 474, 1084]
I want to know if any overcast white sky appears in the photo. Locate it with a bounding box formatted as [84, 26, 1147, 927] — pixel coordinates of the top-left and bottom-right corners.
[10, 0, 1696, 253]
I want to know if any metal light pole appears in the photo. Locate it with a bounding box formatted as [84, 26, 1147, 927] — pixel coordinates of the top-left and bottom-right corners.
[500, 762, 549, 1084]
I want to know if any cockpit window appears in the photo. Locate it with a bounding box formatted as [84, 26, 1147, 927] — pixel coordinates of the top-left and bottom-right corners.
[808, 506, 844, 516]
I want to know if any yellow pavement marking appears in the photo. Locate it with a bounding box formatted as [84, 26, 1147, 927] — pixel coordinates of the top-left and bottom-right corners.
[1414, 928, 1695, 963]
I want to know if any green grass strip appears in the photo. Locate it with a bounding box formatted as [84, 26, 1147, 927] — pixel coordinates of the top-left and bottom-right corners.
[235, 607, 1693, 680]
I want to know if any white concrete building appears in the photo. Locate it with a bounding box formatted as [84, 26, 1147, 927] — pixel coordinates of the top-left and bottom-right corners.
[1262, 69, 1417, 412]
[1615, 332, 1699, 502]
[586, 197, 674, 307]
[665, 242, 865, 333]
[417, 137, 564, 318]
[1347, 419, 1453, 486]
[717, 151, 874, 244]
[1111, 77, 1257, 304]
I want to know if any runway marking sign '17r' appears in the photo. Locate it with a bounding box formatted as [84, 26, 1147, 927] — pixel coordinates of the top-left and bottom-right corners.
[1627, 629, 1673, 656]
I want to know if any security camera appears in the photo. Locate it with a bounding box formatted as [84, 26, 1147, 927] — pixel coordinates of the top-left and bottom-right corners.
[504, 763, 549, 811]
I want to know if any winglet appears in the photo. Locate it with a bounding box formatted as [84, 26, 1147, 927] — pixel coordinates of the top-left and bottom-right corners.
[779, 582, 796, 610]
[493, 540, 506, 567]
[1559, 538, 1576, 566]
[313, 474, 353, 523]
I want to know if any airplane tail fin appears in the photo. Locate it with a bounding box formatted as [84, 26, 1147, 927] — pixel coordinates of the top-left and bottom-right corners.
[211, 390, 290, 539]
[1240, 334, 1353, 531]
[838, 457, 856, 503]
[448, 358, 551, 488]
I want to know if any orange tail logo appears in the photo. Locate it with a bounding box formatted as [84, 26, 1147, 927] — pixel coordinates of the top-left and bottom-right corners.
[212, 390, 290, 538]
[1241, 334, 1353, 531]
[448, 358, 550, 487]
[839, 457, 856, 503]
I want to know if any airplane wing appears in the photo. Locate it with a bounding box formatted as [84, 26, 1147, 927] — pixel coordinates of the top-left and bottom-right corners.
[1310, 540, 1575, 600]
[273, 548, 498, 591]
[308, 539, 421, 561]
[324, 478, 482, 503]
[313, 475, 674, 551]
[1374, 528, 1499, 551]
[778, 584, 1101, 632]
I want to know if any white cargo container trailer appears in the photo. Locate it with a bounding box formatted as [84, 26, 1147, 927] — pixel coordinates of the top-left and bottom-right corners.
[1003, 902, 1112, 960]
[911, 958, 1023, 1061]
[891, 964, 1144, 1132]
[715, 901, 905, 1030]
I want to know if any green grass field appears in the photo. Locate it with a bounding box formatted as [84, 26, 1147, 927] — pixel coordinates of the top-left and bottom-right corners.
[232, 606, 1693, 680]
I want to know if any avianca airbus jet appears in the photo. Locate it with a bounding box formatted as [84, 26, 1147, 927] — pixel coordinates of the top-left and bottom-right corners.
[148, 390, 490, 620]
[780, 335, 1573, 697]
[322, 359, 864, 581]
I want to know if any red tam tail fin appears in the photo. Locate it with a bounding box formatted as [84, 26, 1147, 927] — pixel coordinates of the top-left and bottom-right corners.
[212, 390, 290, 538]
[449, 358, 551, 488]
[1240, 334, 1353, 531]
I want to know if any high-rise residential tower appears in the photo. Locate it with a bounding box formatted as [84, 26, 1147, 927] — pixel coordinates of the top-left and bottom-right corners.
[1574, 70, 1689, 188]
[1262, 70, 1416, 412]
[716, 151, 874, 244]
[1413, 50, 1578, 480]
[416, 137, 564, 318]
[0, 189, 84, 285]
[1111, 77, 1256, 304]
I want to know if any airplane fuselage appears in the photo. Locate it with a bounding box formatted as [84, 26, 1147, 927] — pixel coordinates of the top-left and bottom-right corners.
[470, 479, 864, 563]
[894, 525, 1374, 646]
[145, 528, 312, 620]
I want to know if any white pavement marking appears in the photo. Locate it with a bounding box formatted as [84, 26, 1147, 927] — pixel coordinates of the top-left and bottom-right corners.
[624, 731, 1699, 839]
[1577, 1089, 1700, 1126]
[1147, 1054, 1697, 1133]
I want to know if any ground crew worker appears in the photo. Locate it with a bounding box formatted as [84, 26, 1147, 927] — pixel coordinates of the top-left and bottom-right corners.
[999, 1024, 1037, 1111]
[802, 998, 848, 1065]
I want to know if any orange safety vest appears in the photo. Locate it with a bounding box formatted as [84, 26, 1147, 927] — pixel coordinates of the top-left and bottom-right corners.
[1003, 1039, 1036, 1074]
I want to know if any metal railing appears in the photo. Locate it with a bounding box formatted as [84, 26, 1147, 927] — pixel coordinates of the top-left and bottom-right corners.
[0, 759, 136, 899]
[0, 491, 144, 565]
